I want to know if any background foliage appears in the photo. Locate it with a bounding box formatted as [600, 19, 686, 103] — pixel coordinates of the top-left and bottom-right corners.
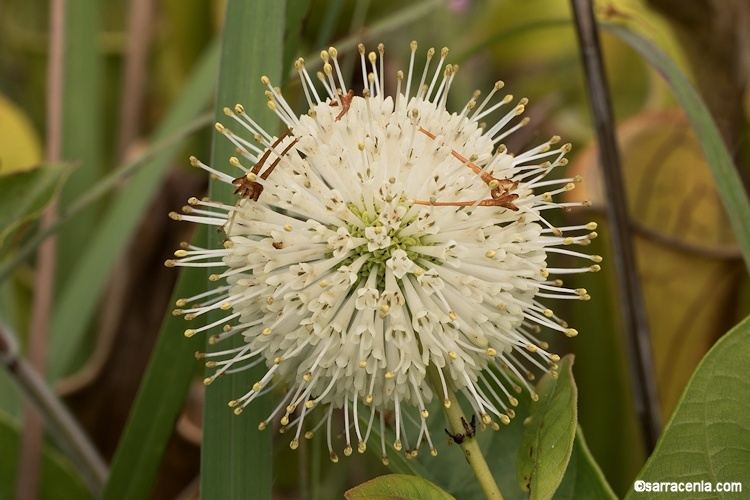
[1, 0, 749, 498]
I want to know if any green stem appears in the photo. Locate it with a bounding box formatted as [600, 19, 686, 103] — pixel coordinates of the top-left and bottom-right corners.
[428, 366, 503, 499]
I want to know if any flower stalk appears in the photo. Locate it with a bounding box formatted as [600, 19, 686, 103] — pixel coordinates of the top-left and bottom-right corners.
[428, 365, 503, 499]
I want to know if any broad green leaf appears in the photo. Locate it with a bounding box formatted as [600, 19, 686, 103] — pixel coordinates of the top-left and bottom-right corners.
[345, 474, 455, 500]
[0, 411, 89, 499]
[625, 315, 750, 499]
[604, 24, 750, 272]
[47, 39, 220, 381]
[516, 355, 577, 499]
[0, 93, 43, 174]
[0, 164, 72, 251]
[554, 427, 617, 500]
[200, 1, 284, 498]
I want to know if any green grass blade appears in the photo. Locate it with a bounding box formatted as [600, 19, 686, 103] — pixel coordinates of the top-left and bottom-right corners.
[56, 0, 104, 293]
[101, 258, 206, 499]
[604, 24, 750, 272]
[47, 40, 220, 381]
[199, 2, 284, 498]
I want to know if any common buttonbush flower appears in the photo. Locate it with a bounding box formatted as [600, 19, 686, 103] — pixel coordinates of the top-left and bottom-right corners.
[167, 42, 600, 463]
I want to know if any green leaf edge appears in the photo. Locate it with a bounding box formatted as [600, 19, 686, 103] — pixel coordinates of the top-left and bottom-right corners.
[198, 1, 285, 499]
[0, 163, 73, 251]
[603, 23, 750, 272]
[624, 314, 750, 499]
[345, 473, 456, 500]
[516, 355, 578, 500]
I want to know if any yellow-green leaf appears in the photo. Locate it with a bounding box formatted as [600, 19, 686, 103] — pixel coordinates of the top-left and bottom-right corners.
[0, 93, 43, 174]
[346, 474, 455, 500]
[517, 355, 577, 500]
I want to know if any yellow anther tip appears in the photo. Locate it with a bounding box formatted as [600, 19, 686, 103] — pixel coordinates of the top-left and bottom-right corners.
[565, 328, 579, 337]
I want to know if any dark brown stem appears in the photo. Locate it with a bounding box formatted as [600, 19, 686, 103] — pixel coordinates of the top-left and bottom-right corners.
[569, 0, 662, 452]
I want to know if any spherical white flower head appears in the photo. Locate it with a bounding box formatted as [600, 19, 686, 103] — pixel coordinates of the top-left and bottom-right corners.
[169, 42, 601, 462]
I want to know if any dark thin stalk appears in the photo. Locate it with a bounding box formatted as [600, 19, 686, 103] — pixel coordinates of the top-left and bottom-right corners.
[569, 0, 661, 452]
[1, 327, 108, 495]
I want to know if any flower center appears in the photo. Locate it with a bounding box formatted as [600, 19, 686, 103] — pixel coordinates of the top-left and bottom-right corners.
[335, 198, 442, 287]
